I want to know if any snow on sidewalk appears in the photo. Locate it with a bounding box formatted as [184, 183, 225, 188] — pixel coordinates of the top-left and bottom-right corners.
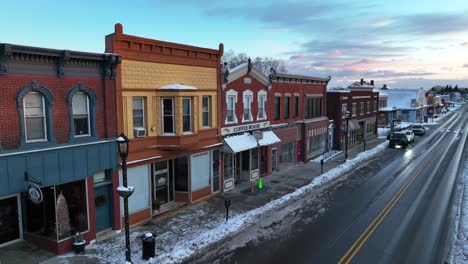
[82, 141, 389, 264]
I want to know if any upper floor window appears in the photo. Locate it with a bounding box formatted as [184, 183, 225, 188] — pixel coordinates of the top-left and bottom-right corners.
[284, 96, 290, 119]
[183, 97, 192, 132]
[360, 102, 364, 115]
[342, 103, 348, 118]
[243, 92, 253, 122]
[274, 96, 281, 120]
[352, 103, 357, 116]
[293, 96, 299, 117]
[374, 101, 378, 112]
[72, 92, 90, 136]
[202, 96, 211, 127]
[366, 101, 370, 113]
[305, 96, 322, 119]
[24, 92, 47, 142]
[162, 97, 174, 134]
[226, 90, 238, 124]
[257, 91, 267, 120]
[132, 97, 145, 129]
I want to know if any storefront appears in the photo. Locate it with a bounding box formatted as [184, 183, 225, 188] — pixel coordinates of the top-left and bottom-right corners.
[272, 124, 298, 170]
[221, 122, 280, 191]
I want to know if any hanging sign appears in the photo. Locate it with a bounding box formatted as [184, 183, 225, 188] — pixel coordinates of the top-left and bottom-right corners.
[27, 183, 43, 204]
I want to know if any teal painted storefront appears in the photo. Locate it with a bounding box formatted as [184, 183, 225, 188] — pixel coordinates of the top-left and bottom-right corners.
[0, 140, 118, 197]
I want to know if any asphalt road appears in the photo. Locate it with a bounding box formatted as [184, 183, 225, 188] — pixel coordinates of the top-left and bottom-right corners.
[190, 105, 468, 264]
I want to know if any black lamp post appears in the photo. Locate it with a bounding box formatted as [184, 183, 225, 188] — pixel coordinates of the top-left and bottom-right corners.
[344, 111, 350, 161]
[116, 133, 133, 263]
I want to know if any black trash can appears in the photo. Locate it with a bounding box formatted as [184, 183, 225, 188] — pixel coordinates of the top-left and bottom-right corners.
[142, 232, 156, 260]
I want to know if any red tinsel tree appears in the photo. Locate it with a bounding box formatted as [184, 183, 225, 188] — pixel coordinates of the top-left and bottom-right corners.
[56, 193, 71, 239]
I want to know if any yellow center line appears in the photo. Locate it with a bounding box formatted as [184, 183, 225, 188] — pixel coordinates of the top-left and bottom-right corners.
[338, 152, 434, 264]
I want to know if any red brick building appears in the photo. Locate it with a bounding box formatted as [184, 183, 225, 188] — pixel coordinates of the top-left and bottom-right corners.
[327, 79, 379, 150]
[219, 61, 280, 191]
[0, 44, 121, 253]
[269, 72, 331, 168]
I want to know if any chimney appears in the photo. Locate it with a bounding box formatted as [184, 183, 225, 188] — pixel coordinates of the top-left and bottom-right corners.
[370, 80, 374, 86]
[360, 78, 364, 85]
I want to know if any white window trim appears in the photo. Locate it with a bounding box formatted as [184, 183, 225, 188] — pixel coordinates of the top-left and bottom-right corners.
[366, 101, 370, 114]
[24, 92, 47, 143]
[132, 97, 145, 130]
[202, 96, 211, 128]
[257, 90, 267, 120]
[341, 103, 347, 118]
[242, 90, 253, 122]
[182, 97, 192, 133]
[225, 89, 238, 124]
[162, 97, 175, 135]
[74, 92, 91, 137]
[360, 102, 364, 115]
[352, 103, 357, 117]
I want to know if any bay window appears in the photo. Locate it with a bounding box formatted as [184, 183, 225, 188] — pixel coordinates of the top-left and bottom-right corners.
[183, 97, 192, 132]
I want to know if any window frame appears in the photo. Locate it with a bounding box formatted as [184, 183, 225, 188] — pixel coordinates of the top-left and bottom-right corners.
[182, 97, 192, 133]
[72, 92, 91, 137]
[257, 90, 267, 120]
[284, 96, 290, 119]
[162, 97, 175, 135]
[225, 90, 238, 124]
[274, 96, 281, 120]
[293, 96, 299, 117]
[24, 92, 47, 142]
[202, 96, 211, 128]
[360, 102, 364, 115]
[66, 82, 97, 142]
[352, 103, 357, 116]
[132, 97, 145, 130]
[242, 90, 253, 122]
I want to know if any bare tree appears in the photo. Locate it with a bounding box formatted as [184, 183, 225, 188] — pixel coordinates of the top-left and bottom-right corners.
[221, 49, 287, 75]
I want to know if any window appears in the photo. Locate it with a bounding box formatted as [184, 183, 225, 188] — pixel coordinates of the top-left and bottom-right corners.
[182, 98, 192, 132]
[284, 96, 290, 119]
[72, 92, 90, 136]
[274, 96, 281, 120]
[293, 96, 299, 117]
[257, 92, 267, 120]
[305, 96, 322, 119]
[280, 143, 295, 163]
[132, 97, 145, 129]
[352, 103, 357, 116]
[374, 101, 378, 112]
[202, 96, 210, 127]
[226, 92, 237, 124]
[243, 93, 252, 122]
[162, 98, 174, 134]
[367, 101, 370, 113]
[24, 92, 46, 141]
[360, 102, 364, 115]
[342, 103, 348, 118]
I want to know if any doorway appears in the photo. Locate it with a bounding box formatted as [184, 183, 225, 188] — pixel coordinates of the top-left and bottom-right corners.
[153, 161, 174, 209]
[271, 148, 278, 172]
[93, 172, 113, 232]
[0, 195, 22, 247]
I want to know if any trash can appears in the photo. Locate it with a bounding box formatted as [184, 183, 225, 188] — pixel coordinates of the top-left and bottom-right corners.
[142, 232, 156, 260]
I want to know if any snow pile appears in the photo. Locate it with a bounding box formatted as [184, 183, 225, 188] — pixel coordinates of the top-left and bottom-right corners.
[117, 186, 135, 192]
[449, 160, 468, 264]
[378, 127, 390, 138]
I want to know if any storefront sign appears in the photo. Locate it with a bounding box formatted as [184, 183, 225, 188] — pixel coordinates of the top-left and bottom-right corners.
[221, 121, 270, 135]
[253, 130, 263, 140]
[27, 183, 43, 204]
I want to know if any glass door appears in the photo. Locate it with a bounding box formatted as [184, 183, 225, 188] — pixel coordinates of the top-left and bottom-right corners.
[153, 161, 170, 208]
[272, 148, 278, 172]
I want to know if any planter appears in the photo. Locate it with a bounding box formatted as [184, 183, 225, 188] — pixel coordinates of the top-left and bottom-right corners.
[73, 240, 86, 254]
[117, 186, 135, 198]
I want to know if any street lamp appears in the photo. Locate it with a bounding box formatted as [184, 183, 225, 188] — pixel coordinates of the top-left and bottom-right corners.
[344, 111, 351, 161]
[116, 133, 133, 263]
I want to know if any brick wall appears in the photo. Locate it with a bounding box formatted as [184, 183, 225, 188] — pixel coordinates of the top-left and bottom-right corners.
[0, 74, 112, 150]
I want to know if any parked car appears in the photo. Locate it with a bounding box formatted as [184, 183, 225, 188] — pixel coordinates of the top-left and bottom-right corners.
[412, 124, 426, 136]
[405, 130, 415, 143]
[389, 132, 409, 149]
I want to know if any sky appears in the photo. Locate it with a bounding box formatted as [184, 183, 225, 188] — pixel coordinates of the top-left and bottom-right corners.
[2, 0, 468, 88]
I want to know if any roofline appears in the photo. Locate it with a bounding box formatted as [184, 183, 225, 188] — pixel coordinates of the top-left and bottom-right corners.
[275, 72, 330, 83]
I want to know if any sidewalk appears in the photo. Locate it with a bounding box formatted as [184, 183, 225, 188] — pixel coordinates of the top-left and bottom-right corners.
[34, 136, 385, 264]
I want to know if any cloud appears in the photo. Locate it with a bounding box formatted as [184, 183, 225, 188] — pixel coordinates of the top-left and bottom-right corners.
[463, 64, 468, 68]
[328, 49, 342, 56]
[462, 42, 468, 47]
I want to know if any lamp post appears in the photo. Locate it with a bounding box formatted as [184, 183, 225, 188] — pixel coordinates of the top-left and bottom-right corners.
[344, 111, 350, 161]
[116, 133, 133, 263]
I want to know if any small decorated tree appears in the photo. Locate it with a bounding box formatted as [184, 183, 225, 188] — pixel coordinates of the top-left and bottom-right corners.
[56, 193, 71, 239]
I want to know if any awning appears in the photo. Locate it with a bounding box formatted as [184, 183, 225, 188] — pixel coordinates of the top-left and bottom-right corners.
[348, 120, 360, 130]
[222, 133, 258, 153]
[258, 129, 281, 146]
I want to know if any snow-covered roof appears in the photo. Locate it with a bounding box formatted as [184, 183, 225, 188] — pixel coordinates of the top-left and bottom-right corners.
[160, 83, 198, 90]
[223, 133, 258, 153]
[327, 87, 350, 93]
[348, 81, 374, 89]
[228, 62, 248, 73]
[379, 107, 396, 112]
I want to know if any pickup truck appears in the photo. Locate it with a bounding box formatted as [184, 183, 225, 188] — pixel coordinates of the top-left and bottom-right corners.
[389, 132, 409, 149]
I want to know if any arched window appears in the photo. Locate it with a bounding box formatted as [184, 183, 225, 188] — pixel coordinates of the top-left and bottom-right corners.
[67, 82, 97, 141]
[16, 81, 55, 146]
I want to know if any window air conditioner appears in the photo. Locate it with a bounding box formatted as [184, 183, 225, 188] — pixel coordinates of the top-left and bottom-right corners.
[134, 127, 146, 138]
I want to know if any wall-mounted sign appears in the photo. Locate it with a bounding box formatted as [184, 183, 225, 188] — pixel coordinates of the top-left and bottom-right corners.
[221, 121, 270, 135]
[253, 130, 263, 140]
[27, 183, 43, 204]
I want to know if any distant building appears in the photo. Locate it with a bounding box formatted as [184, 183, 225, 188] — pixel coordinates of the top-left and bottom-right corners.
[327, 79, 379, 150]
[385, 88, 428, 123]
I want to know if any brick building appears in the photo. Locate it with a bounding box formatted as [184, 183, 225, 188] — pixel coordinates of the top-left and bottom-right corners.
[219, 61, 281, 191]
[327, 79, 379, 150]
[0, 44, 121, 253]
[105, 24, 223, 224]
[269, 72, 330, 169]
